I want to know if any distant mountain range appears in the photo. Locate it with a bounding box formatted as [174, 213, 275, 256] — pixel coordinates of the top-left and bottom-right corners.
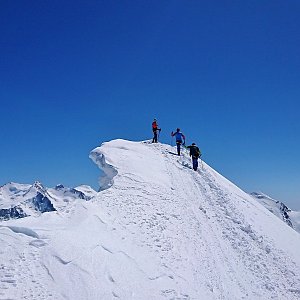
[250, 192, 300, 233]
[0, 181, 96, 221]
[2, 182, 299, 235]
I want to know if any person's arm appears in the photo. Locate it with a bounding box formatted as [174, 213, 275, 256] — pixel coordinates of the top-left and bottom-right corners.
[186, 145, 191, 152]
[182, 134, 186, 145]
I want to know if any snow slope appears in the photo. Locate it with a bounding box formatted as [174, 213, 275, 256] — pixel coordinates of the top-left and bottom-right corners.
[1, 139, 300, 299]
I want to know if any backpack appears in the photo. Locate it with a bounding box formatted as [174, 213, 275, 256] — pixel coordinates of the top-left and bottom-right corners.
[195, 147, 201, 158]
[190, 145, 200, 158]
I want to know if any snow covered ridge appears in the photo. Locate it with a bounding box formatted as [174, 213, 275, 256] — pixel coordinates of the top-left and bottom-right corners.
[87, 140, 300, 299]
[250, 192, 300, 234]
[0, 181, 96, 221]
[1, 139, 300, 299]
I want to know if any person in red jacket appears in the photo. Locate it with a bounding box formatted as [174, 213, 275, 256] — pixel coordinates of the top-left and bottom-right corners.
[152, 118, 161, 143]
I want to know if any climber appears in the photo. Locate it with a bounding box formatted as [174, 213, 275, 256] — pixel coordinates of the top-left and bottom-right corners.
[171, 128, 186, 155]
[152, 118, 161, 143]
[186, 143, 201, 171]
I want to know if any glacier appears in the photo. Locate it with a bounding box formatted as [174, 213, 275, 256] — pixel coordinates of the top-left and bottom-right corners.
[0, 139, 300, 299]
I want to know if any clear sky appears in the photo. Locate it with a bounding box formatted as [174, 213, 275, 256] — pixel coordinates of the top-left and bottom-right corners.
[1, 1, 299, 209]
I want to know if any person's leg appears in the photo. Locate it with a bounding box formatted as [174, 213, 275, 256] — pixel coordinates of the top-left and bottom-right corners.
[193, 158, 198, 171]
[154, 131, 158, 143]
[177, 142, 181, 155]
[152, 130, 156, 143]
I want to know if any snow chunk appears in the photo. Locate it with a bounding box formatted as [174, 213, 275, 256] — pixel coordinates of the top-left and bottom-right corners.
[3, 225, 39, 238]
[90, 147, 118, 191]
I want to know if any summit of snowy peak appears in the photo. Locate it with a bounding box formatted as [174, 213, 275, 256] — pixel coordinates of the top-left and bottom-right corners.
[74, 185, 97, 199]
[21, 181, 48, 202]
[29, 181, 47, 194]
[33, 180, 44, 189]
[55, 184, 65, 190]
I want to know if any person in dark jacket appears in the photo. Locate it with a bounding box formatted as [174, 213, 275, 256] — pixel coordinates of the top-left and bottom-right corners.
[152, 118, 161, 143]
[186, 143, 201, 171]
[171, 128, 186, 155]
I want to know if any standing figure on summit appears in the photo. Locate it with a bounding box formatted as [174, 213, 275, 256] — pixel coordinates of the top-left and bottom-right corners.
[152, 118, 161, 143]
[171, 128, 186, 155]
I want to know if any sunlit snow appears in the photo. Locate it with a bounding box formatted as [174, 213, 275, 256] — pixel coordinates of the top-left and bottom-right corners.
[0, 139, 300, 299]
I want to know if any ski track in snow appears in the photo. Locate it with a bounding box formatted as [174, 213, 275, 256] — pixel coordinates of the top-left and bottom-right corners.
[0, 140, 300, 299]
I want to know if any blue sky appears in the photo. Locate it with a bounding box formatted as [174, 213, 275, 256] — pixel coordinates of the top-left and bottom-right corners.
[0, 1, 299, 209]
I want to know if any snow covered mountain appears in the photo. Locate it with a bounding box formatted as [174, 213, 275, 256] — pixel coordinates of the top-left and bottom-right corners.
[250, 192, 300, 234]
[0, 181, 55, 220]
[0, 139, 300, 299]
[0, 181, 96, 220]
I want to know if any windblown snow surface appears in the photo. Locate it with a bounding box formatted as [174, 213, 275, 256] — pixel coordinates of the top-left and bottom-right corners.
[1, 139, 300, 299]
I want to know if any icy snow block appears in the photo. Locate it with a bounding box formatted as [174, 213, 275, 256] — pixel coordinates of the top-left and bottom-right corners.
[89, 150, 118, 191]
